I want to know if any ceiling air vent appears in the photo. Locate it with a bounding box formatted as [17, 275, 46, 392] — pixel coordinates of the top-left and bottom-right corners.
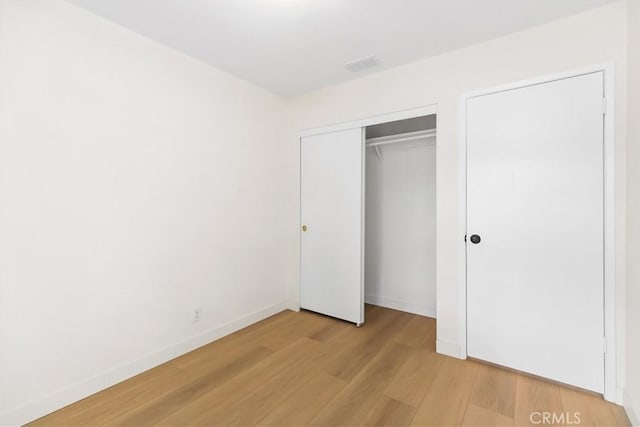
[344, 56, 382, 73]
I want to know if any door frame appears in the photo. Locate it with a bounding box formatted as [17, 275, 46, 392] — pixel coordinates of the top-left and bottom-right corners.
[298, 104, 439, 325]
[299, 105, 438, 138]
[458, 63, 617, 402]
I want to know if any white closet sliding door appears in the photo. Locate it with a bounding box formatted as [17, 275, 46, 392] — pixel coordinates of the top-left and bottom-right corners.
[466, 72, 605, 392]
[300, 128, 365, 325]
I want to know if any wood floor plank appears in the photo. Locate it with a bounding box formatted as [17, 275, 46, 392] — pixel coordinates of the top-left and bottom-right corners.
[559, 386, 620, 426]
[253, 310, 332, 351]
[393, 314, 437, 351]
[513, 374, 564, 426]
[205, 338, 340, 426]
[106, 345, 274, 426]
[30, 307, 629, 427]
[469, 363, 516, 418]
[462, 404, 514, 426]
[385, 348, 445, 407]
[257, 372, 347, 426]
[156, 337, 322, 426]
[308, 317, 351, 342]
[321, 309, 413, 381]
[410, 356, 481, 426]
[177, 335, 279, 382]
[29, 363, 186, 426]
[361, 396, 417, 427]
[609, 404, 632, 427]
[172, 310, 294, 370]
[309, 342, 414, 426]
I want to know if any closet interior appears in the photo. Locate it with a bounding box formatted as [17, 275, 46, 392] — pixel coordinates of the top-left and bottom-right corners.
[364, 114, 437, 318]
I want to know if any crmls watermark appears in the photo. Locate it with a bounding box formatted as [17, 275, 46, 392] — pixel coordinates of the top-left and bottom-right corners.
[529, 412, 582, 425]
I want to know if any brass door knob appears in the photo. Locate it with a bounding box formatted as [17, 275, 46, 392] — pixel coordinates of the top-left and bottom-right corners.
[302, 225, 308, 232]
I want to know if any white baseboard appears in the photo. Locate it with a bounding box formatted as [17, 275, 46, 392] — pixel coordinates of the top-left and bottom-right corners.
[365, 295, 436, 318]
[286, 299, 301, 312]
[617, 387, 626, 406]
[436, 338, 465, 359]
[0, 301, 288, 427]
[625, 389, 640, 426]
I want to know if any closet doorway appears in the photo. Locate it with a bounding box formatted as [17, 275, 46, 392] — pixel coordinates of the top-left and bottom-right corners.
[299, 109, 437, 326]
[365, 116, 436, 318]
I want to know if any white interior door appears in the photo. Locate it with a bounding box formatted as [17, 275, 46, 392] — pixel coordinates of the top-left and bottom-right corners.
[466, 72, 605, 392]
[301, 128, 364, 325]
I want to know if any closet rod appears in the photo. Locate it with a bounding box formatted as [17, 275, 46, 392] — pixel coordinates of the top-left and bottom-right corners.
[366, 129, 436, 147]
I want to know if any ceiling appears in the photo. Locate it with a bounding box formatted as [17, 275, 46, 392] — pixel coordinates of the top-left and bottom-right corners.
[66, 0, 617, 96]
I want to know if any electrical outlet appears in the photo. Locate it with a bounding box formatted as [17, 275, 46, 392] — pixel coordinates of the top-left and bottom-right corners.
[193, 307, 201, 323]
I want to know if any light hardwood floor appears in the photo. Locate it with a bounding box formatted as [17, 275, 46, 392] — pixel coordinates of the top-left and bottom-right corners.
[31, 306, 629, 426]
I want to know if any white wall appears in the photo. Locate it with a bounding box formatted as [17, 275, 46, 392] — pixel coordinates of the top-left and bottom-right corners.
[625, 0, 640, 422]
[365, 140, 436, 317]
[0, 1, 287, 424]
[284, 0, 628, 393]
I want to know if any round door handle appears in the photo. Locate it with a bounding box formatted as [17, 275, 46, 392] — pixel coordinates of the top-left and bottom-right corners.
[470, 234, 481, 244]
[302, 225, 308, 232]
